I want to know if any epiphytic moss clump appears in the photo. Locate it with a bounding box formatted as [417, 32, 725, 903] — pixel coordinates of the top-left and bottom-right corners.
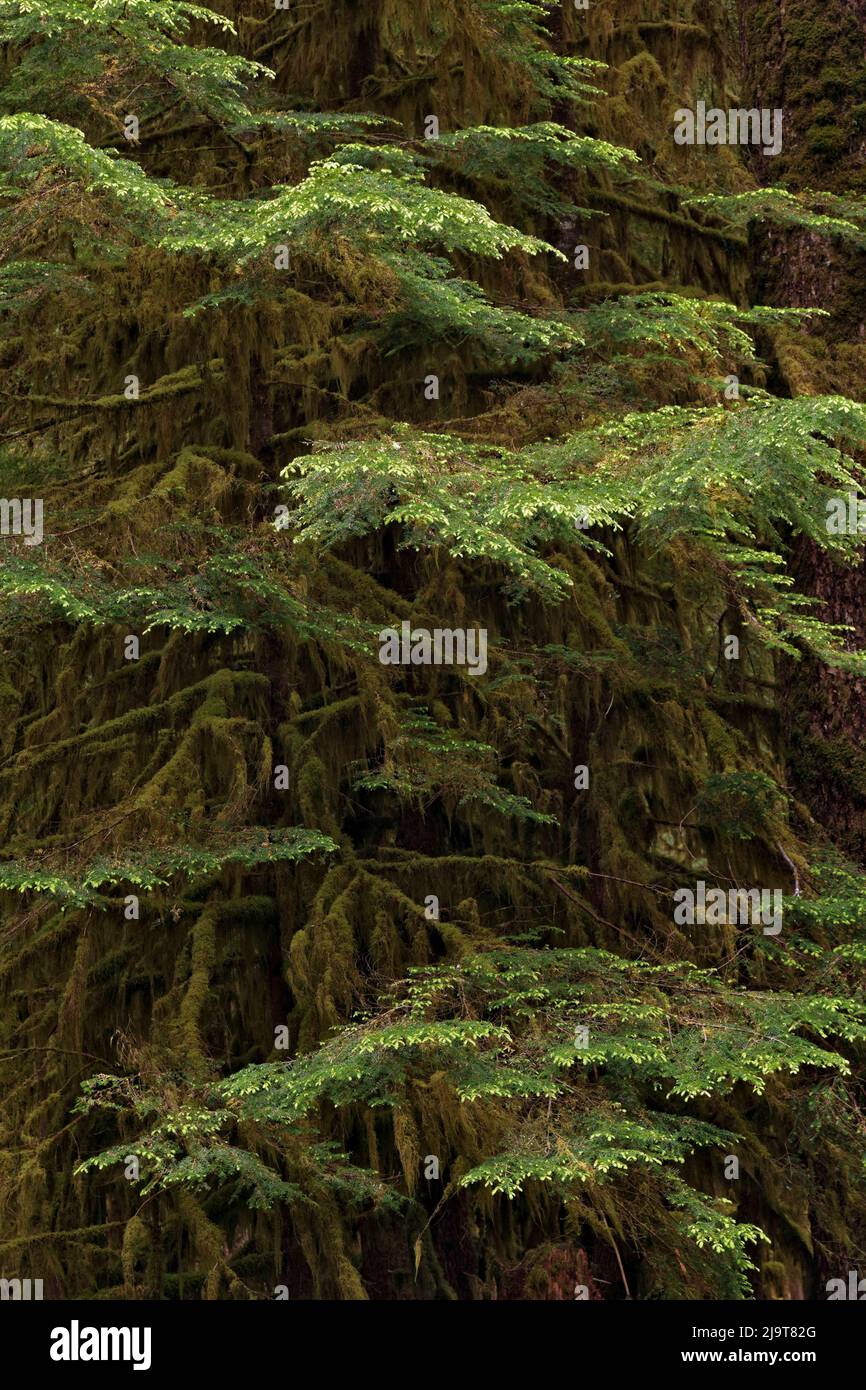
[0, 0, 865, 1301]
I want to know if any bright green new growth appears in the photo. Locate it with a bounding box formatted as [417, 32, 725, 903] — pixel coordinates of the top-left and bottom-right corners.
[77, 936, 866, 1295]
[1, 0, 865, 1303]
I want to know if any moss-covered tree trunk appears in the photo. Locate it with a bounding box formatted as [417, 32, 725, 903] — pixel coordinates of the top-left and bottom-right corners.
[1, 0, 865, 1302]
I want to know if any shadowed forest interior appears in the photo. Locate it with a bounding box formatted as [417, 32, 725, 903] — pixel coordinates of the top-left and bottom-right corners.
[1, 0, 866, 1301]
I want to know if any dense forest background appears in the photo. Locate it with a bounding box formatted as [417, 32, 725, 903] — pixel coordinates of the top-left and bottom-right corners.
[1, 0, 866, 1301]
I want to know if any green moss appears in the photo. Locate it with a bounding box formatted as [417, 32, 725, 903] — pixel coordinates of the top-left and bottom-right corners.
[0, 0, 864, 1305]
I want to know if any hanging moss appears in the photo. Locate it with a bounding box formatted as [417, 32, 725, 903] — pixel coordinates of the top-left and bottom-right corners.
[0, 0, 864, 1303]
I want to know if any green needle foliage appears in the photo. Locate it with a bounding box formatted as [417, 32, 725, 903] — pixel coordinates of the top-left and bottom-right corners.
[682, 188, 866, 248]
[0, 827, 337, 907]
[77, 936, 866, 1296]
[0, 0, 270, 129]
[0, 0, 865, 1303]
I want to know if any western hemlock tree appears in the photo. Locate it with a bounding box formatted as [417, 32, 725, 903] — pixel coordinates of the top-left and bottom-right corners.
[0, 0, 864, 1303]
